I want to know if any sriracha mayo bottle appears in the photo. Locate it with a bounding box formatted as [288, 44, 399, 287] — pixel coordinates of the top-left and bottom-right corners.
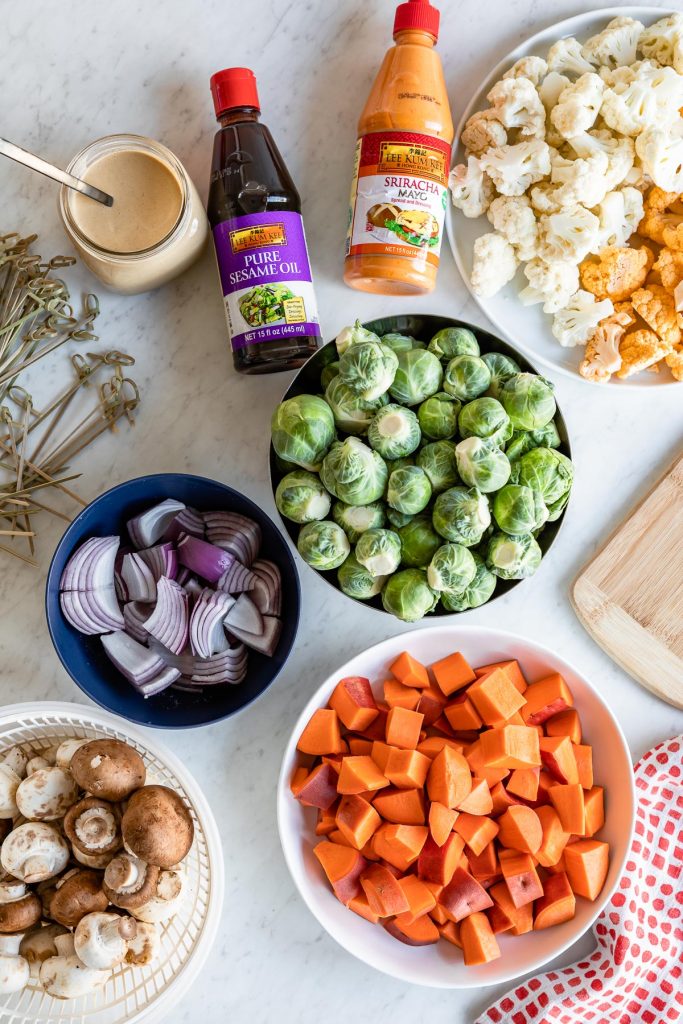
[344, 0, 453, 295]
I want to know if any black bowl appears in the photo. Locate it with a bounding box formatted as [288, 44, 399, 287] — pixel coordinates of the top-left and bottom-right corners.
[269, 314, 571, 616]
[46, 474, 300, 728]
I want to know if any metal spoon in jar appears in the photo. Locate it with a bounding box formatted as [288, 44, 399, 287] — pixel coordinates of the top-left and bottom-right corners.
[0, 137, 113, 206]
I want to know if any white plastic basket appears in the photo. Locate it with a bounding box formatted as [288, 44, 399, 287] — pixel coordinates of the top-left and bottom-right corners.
[0, 703, 224, 1024]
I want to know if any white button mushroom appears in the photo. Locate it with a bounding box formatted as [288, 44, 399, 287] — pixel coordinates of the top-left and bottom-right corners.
[74, 912, 137, 969]
[53, 738, 89, 770]
[132, 867, 185, 924]
[0, 747, 28, 779]
[25, 757, 51, 776]
[1, 822, 70, 883]
[0, 934, 29, 994]
[39, 932, 109, 999]
[72, 846, 116, 870]
[125, 920, 160, 966]
[16, 767, 79, 821]
[19, 923, 69, 978]
[0, 765, 21, 820]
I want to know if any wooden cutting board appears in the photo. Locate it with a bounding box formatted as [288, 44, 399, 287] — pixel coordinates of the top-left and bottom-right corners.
[571, 453, 683, 709]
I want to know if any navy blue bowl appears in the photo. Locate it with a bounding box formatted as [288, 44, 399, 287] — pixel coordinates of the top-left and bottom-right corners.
[46, 474, 300, 729]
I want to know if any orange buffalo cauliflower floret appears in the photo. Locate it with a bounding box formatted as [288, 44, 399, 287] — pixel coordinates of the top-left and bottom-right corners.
[617, 329, 672, 378]
[579, 309, 633, 383]
[665, 346, 683, 380]
[638, 187, 683, 247]
[630, 284, 681, 348]
[653, 248, 683, 294]
[579, 246, 653, 302]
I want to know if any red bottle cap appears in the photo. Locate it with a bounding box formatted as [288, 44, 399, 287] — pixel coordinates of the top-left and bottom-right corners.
[210, 67, 260, 118]
[393, 0, 440, 40]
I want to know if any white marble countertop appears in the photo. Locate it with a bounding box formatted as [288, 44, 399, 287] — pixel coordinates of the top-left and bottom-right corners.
[2, 1, 683, 1021]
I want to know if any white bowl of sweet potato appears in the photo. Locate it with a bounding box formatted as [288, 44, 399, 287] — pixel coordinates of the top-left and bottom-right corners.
[277, 625, 634, 988]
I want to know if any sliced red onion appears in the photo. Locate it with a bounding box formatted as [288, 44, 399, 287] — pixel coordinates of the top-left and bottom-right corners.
[189, 588, 235, 659]
[127, 499, 185, 549]
[60, 585, 124, 635]
[138, 542, 178, 582]
[216, 560, 257, 594]
[114, 546, 131, 602]
[226, 616, 282, 657]
[224, 593, 263, 636]
[142, 577, 189, 655]
[123, 602, 152, 644]
[135, 665, 181, 698]
[177, 534, 234, 584]
[189, 647, 249, 685]
[101, 631, 167, 684]
[121, 552, 157, 603]
[60, 536, 120, 592]
[165, 507, 205, 542]
[250, 560, 282, 616]
[203, 511, 261, 566]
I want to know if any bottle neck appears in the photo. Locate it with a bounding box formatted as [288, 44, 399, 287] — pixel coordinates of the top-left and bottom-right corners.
[393, 29, 436, 47]
[217, 107, 261, 127]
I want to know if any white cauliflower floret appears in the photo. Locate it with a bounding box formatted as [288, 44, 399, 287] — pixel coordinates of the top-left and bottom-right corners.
[592, 187, 644, 248]
[487, 77, 546, 139]
[551, 290, 615, 348]
[519, 257, 580, 313]
[581, 16, 644, 69]
[549, 150, 610, 208]
[568, 129, 635, 190]
[547, 37, 597, 78]
[503, 56, 548, 86]
[601, 62, 683, 136]
[538, 204, 601, 262]
[449, 156, 495, 218]
[530, 181, 563, 215]
[639, 13, 683, 74]
[538, 71, 571, 112]
[551, 73, 605, 139]
[460, 109, 507, 156]
[470, 233, 519, 298]
[479, 140, 551, 196]
[487, 195, 539, 260]
[635, 121, 683, 193]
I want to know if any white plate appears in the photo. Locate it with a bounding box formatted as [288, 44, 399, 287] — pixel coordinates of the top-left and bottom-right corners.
[446, 6, 680, 389]
[277, 625, 635, 989]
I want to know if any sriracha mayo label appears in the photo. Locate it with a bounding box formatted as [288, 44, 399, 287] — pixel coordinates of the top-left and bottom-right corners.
[213, 211, 320, 352]
[345, 130, 451, 270]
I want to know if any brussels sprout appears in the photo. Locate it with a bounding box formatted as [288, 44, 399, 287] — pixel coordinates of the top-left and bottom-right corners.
[275, 470, 331, 524]
[355, 528, 402, 577]
[387, 465, 432, 515]
[320, 437, 388, 506]
[388, 508, 416, 530]
[428, 326, 480, 361]
[417, 441, 459, 493]
[398, 515, 442, 567]
[335, 319, 381, 357]
[389, 349, 443, 406]
[506, 421, 561, 461]
[271, 394, 335, 471]
[338, 342, 398, 402]
[486, 531, 542, 580]
[482, 352, 521, 399]
[443, 355, 491, 401]
[320, 360, 340, 391]
[337, 552, 386, 600]
[432, 486, 491, 546]
[427, 543, 477, 595]
[332, 500, 385, 543]
[441, 552, 497, 611]
[492, 484, 548, 535]
[455, 436, 511, 493]
[381, 332, 417, 355]
[458, 397, 512, 448]
[368, 404, 421, 460]
[501, 373, 556, 431]
[512, 447, 573, 521]
[417, 393, 460, 440]
[381, 569, 438, 621]
[325, 376, 386, 434]
[297, 521, 350, 570]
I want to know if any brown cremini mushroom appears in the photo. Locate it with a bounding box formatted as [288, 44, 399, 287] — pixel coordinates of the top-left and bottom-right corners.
[0, 890, 42, 933]
[102, 853, 159, 910]
[121, 786, 193, 868]
[48, 869, 109, 929]
[63, 797, 122, 857]
[70, 740, 145, 802]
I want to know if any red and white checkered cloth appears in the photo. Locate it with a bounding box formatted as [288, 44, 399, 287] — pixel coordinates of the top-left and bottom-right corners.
[477, 734, 683, 1024]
